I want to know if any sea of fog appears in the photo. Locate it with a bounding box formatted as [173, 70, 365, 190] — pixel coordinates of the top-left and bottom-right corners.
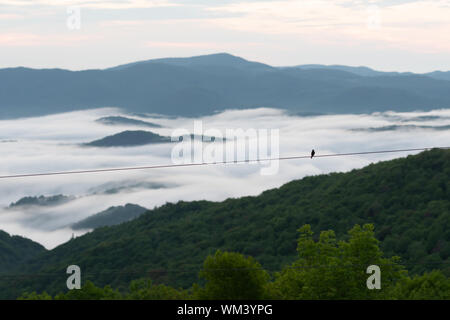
[0, 107, 449, 249]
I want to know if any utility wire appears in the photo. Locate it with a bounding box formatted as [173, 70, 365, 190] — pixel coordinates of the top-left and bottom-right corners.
[0, 261, 449, 278]
[0, 146, 448, 180]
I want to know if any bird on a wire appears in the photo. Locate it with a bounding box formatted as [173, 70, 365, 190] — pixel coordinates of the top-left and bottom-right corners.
[311, 149, 315, 159]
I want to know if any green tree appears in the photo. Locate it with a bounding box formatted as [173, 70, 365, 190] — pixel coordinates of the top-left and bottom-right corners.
[271, 224, 407, 299]
[54, 281, 122, 300]
[18, 281, 122, 300]
[18, 291, 53, 300]
[392, 270, 450, 300]
[126, 279, 189, 300]
[193, 250, 270, 300]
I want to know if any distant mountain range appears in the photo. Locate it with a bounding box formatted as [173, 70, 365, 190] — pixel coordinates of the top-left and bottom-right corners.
[351, 124, 450, 132]
[1, 53, 450, 119]
[85, 130, 224, 147]
[96, 116, 162, 128]
[84, 130, 172, 147]
[71, 204, 148, 230]
[8, 195, 74, 208]
[88, 180, 170, 195]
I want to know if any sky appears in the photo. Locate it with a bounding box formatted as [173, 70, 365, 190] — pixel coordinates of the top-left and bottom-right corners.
[0, 106, 449, 249]
[1, 0, 450, 72]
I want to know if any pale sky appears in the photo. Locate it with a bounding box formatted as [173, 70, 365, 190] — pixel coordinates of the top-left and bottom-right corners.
[1, 0, 450, 72]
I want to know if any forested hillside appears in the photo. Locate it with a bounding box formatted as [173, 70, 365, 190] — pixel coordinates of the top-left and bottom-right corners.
[71, 204, 148, 230]
[0, 231, 47, 273]
[1, 149, 448, 299]
[18, 224, 450, 300]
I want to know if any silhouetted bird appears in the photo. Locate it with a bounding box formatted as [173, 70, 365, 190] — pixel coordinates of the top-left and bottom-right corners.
[311, 149, 315, 159]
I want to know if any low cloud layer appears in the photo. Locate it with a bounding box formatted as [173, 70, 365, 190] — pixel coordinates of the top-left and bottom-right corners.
[2, 1, 450, 72]
[0, 107, 449, 249]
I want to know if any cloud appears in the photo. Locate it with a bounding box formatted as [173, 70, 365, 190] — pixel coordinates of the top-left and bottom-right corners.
[0, 0, 178, 9]
[0, 107, 449, 249]
[0, 32, 101, 46]
[1, 0, 450, 71]
[204, 0, 450, 53]
[0, 13, 24, 19]
[143, 40, 263, 49]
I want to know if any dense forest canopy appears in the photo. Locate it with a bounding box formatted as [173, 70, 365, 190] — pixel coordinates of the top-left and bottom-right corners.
[1, 148, 449, 299]
[0, 231, 46, 273]
[20, 224, 450, 300]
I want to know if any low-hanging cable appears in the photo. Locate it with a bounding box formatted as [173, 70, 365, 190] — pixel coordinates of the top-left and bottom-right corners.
[0, 146, 448, 180]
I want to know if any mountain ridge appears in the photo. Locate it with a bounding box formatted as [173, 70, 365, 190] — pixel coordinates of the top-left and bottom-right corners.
[0, 230, 47, 274]
[71, 204, 148, 230]
[2, 53, 450, 119]
[84, 130, 172, 147]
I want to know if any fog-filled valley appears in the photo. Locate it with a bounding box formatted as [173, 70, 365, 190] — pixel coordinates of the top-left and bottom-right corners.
[0, 107, 449, 249]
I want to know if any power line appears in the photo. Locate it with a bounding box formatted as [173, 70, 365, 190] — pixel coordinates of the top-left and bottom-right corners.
[0, 261, 449, 278]
[0, 146, 448, 180]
